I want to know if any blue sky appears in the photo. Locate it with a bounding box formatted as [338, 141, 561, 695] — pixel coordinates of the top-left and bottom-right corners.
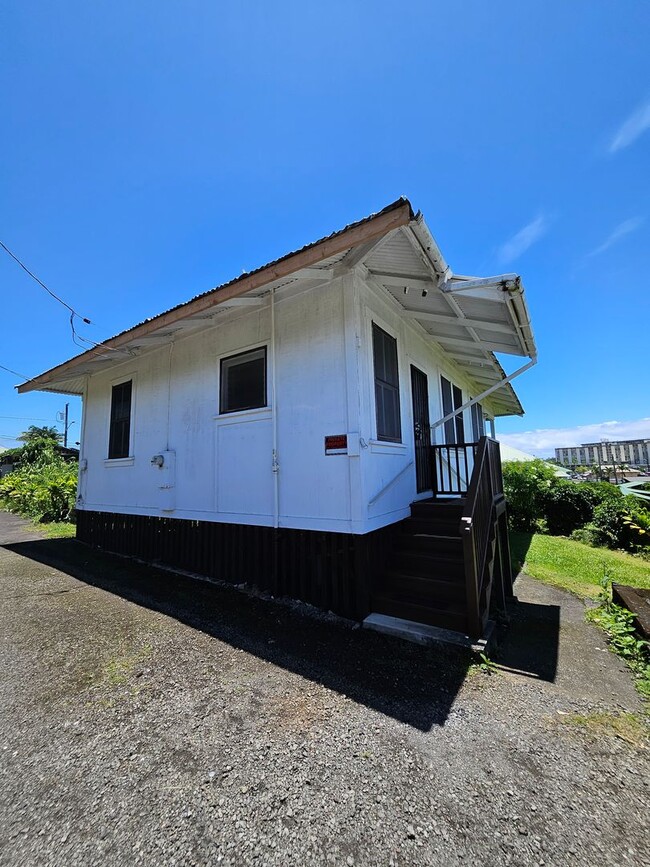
[1, 1, 648, 454]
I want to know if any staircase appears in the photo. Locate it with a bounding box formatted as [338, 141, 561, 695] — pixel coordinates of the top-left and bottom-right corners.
[372, 500, 469, 634]
[370, 437, 511, 640]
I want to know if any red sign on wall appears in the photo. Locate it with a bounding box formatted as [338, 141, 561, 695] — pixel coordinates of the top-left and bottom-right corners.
[325, 434, 347, 453]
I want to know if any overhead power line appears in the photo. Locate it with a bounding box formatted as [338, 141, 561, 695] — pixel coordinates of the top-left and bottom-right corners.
[0, 363, 30, 381]
[0, 239, 90, 321]
[0, 415, 50, 421]
[0, 239, 127, 356]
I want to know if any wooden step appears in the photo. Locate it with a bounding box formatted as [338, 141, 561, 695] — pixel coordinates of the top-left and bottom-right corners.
[377, 571, 465, 603]
[389, 549, 465, 580]
[397, 532, 463, 556]
[410, 500, 465, 520]
[371, 594, 468, 633]
[403, 516, 463, 536]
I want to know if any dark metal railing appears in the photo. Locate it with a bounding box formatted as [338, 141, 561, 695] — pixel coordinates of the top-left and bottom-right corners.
[430, 441, 479, 496]
[458, 437, 507, 639]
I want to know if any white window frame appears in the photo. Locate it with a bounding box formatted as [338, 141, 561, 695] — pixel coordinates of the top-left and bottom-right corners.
[364, 313, 407, 453]
[215, 341, 270, 419]
[104, 372, 136, 466]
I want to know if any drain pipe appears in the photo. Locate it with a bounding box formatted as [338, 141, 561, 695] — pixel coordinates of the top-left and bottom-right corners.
[166, 341, 174, 451]
[271, 289, 280, 529]
[270, 288, 280, 591]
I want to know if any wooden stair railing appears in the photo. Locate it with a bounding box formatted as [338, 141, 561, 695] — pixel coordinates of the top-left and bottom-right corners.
[458, 437, 508, 639]
[430, 442, 479, 497]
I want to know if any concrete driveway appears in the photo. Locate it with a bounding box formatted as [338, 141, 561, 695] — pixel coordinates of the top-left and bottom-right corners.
[0, 511, 648, 866]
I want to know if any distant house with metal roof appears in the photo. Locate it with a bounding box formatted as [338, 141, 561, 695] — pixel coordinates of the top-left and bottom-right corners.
[499, 442, 570, 476]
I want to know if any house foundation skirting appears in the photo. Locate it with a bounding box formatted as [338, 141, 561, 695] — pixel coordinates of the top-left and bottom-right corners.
[76, 510, 396, 621]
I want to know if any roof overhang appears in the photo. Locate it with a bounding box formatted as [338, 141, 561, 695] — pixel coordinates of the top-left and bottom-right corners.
[18, 199, 413, 396]
[359, 214, 536, 417]
[18, 198, 536, 418]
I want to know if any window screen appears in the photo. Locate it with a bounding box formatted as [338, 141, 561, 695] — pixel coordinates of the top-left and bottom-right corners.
[372, 323, 401, 442]
[108, 380, 132, 459]
[220, 347, 267, 414]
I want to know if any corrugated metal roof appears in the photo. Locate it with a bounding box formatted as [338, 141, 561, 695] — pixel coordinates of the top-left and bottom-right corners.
[18, 198, 413, 395]
[88, 200, 415, 348]
[17, 198, 535, 420]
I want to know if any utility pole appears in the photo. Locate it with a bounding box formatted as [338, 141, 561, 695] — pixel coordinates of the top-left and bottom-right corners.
[63, 403, 69, 448]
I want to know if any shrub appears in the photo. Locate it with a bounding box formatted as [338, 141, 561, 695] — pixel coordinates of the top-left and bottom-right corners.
[589, 496, 650, 552]
[0, 456, 78, 523]
[569, 526, 599, 546]
[502, 460, 557, 531]
[502, 459, 640, 543]
[543, 480, 594, 536]
[543, 479, 622, 536]
[579, 481, 623, 506]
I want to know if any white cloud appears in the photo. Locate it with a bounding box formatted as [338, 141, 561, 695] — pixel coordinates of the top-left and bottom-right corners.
[498, 417, 650, 458]
[497, 214, 549, 265]
[609, 100, 650, 153]
[587, 216, 644, 257]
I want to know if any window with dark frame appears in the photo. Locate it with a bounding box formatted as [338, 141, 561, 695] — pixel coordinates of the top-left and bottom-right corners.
[108, 379, 132, 459]
[372, 323, 401, 442]
[220, 346, 267, 414]
[441, 376, 465, 444]
[471, 401, 485, 441]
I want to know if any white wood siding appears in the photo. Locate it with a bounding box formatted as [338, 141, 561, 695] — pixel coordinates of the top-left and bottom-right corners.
[79, 273, 500, 534]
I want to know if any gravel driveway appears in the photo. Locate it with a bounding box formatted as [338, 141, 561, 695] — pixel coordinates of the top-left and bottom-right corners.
[1, 511, 648, 866]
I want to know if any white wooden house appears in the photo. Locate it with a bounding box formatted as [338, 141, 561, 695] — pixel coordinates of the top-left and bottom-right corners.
[19, 199, 537, 639]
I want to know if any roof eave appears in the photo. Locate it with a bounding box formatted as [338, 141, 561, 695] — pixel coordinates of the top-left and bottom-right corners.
[18, 198, 415, 395]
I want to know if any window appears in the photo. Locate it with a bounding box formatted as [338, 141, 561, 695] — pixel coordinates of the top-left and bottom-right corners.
[441, 376, 465, 444]
[220, 347, 267, 414]
[471, 401, 485, 441]
[108, 379, 132, 459]
[372, 323, 401, 442]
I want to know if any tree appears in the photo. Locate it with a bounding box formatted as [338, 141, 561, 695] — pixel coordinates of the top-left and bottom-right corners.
[17, 425, 62, 443]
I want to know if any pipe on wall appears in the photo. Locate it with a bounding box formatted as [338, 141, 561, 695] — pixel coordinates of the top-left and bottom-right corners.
[166, 341, 175, 452]
[270, 289, 280, 529]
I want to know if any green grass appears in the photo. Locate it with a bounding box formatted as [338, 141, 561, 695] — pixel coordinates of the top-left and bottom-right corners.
[31, 521, 76, 539]
[511, 532, 650, 599]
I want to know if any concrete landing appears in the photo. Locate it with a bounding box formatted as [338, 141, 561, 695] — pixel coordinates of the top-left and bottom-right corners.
[363, 612, 495, 653]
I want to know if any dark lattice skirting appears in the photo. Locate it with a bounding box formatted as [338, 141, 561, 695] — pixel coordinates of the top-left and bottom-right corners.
[76, 510, 396, 622]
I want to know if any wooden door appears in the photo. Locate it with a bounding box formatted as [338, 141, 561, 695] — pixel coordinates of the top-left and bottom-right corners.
[410, 365, 431, 493]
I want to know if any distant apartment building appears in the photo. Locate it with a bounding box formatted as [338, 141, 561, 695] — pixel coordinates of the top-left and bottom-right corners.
[555, 438, 650, 468]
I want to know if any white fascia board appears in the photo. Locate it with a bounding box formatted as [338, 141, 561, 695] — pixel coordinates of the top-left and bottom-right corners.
[409, 216, 450, 279]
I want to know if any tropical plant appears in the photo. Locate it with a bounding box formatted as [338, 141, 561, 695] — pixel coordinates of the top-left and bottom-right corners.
[502, 460, 557, 531]
[589, 497, 650, 551]
[0, 459, 77, 523]
[17, 425, 62, 443]
[587, 571, 650, 699]
[0, 440, 77, 523]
